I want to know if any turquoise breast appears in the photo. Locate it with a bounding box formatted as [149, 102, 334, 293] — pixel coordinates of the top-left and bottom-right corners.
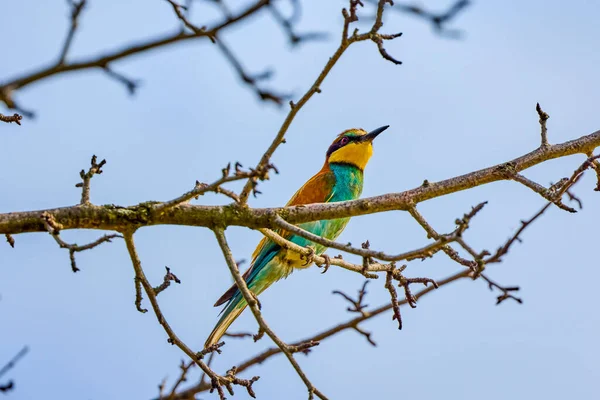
[293, 163, 364, 254]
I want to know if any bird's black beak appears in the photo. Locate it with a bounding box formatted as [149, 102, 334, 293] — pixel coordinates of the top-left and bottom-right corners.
[362, 125, 389, 142]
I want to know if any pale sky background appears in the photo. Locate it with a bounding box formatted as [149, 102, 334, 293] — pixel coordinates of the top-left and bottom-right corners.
[1, 1, 599, 399]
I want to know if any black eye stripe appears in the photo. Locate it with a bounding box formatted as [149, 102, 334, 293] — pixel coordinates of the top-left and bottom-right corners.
[326, 134, 362, 157]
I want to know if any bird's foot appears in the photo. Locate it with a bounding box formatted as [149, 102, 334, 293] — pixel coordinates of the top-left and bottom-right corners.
[301, 247, 315, 266]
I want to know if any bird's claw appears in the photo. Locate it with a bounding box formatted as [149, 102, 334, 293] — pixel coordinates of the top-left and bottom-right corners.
[317, 254, 331, 274]
[301, 247, 315, 266]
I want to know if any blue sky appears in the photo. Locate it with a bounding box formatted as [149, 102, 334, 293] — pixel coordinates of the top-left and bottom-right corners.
[1, 1, 599, 399]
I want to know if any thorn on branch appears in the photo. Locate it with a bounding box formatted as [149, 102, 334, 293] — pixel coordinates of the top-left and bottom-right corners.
[0, 113, 23, 125]
[153, 266, 181, 295]
[75, 155, 106, 205]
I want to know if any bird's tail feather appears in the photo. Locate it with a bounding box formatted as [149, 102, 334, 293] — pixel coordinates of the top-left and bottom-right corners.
[205, 296, 247, 348]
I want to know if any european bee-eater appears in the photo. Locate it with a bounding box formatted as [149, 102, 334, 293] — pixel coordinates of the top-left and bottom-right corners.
[205, 126, 389, 348]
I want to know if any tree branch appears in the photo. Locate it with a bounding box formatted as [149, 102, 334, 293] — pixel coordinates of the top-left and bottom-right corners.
[1, 130, 599, 236]
[0, 113, 22, 125]
[170, 270, 470, 399]
[238, 0, 401, 203]
[123, 231, 251, 399]
[213, 228, 326, 399]
[0, 0, 270, 114]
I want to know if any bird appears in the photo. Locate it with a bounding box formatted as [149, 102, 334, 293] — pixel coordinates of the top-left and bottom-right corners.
[205, 125, 389, 348]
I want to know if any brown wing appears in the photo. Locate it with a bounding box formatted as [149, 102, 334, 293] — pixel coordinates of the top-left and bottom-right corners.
[213, 164, 335, 307]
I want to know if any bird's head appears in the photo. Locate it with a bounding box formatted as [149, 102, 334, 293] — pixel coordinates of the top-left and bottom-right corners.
[326, 125, 389, 170]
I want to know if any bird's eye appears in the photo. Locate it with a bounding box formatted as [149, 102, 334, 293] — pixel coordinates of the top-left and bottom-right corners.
[340, 136, 350, 145]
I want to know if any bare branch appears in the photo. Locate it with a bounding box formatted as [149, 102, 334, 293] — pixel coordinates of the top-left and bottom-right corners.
[0, 113, 22, 125]
[58, 0, 87, 65]
[213, 228, 328, 400]
[536, 102, 550, 148]
[384, 269, 402, 329]
[512, 173, 576, 212]
[153, 267, 181, 296]
[332, 280, 370, 316]
[272, 214, 452, 263]
[267, 2, 328, 46]
[481, 275, 522, 305]
[238, 0, 402, 203]
[0, 0, 270, 114]
[214, 35, 290, 105]
[41, 211, 121, 272]
[75, 155, 106, 205]
[0, 346, 29, 393]
[166, 0, 212, 38]
[123, 231, 238, 398]
[2, 131, 599, 236]
[0, 346, 29, 380]
[171, 270, 470, 399]
[372, 0, 471, 38]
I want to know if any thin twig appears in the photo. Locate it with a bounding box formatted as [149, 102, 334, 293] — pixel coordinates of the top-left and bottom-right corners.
[0, 0, 270, 114]
[238, 0, 401, 203]
[214, 35, 290, 105]
[123, 231, 238, 399]
[41, 211, 121, 272]
[0, 346, 29, 380]
[171, 270, 470, 399]
[213, 228, 328, 400]
[58, 0, 87, 64]
[267, 2, 328, 46]
[536, 102, 550, 148]
[75, 155, 106, 205]
[272, 214, 454, 262]
[2, 131, 600, 236]
[0, 113, 22, 125]
[153, 267, 181, 295]
[512, 173, 576, 212]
